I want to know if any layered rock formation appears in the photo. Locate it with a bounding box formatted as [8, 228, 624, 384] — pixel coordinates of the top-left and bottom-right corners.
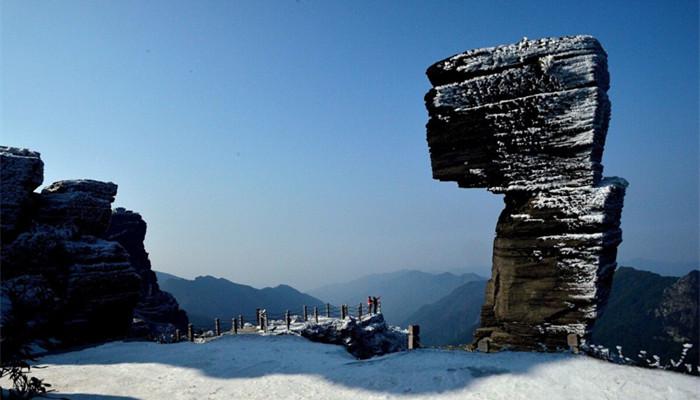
[424, 36, 627, 351]
[106, 208, 189, 336]
[1, 146, 186, 349]
[0, 147, 44, 239]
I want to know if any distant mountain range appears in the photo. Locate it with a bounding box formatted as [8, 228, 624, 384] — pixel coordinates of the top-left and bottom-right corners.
[155, 272, 325, 329]
[307, 270, 485, 325]
[156, 266, 698, 367]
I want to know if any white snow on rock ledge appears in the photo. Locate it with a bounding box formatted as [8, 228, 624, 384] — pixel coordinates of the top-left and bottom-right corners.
[7, 335, 698, 400]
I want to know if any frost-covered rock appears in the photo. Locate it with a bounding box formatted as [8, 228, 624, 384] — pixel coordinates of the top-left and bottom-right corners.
[38, 179, 118, 236]
[424, 36, 627, 351]
[263, 313, 407, 359]
[106, 208, 189, 336]
[296, 314, 407, 359]
[0, 146, 43, 239]
[0, 147, 142, 349]
[426, 35, 611, 192]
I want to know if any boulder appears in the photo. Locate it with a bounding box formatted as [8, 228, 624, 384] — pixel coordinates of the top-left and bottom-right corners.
[297, 313, 407, 359]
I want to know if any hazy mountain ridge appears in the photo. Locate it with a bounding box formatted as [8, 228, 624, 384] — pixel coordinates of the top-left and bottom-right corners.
[308, 270, 485, 325]
[158, 265, 699, 369]
[156, 272, 325, 329]
[155, 271, 186, 282]
[402, 280, 487, 346]
[619, 259, 698, 278]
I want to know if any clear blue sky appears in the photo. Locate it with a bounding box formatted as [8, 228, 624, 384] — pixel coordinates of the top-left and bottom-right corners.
[2, 0, 698, 289]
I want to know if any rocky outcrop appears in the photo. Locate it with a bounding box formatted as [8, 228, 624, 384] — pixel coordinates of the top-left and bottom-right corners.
[106, 208, 189, 337]
[37, 180, 118, 235]
[424, 36, 627, 351]
[294, 314, 407, 359]
[1, 147, 141, 348]
[0, 147, 43, 240]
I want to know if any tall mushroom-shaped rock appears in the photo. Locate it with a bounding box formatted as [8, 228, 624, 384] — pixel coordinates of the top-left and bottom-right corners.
[424, 36, 627, 351]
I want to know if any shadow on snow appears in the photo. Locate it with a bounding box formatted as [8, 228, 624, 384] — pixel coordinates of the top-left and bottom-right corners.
[38, 334, 573, 396]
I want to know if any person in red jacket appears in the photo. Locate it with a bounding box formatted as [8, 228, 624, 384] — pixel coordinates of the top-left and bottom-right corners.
[367, 296, 373, 315]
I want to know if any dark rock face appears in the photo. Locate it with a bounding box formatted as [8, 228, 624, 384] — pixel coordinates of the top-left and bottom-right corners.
[1, 147, 141, 347]
[297, 313, 407, 359]
[424, 36, 627, 351]
[106, 208, 189, 336]
[0, 146, 44, 240]
[38, 180, 118, 235]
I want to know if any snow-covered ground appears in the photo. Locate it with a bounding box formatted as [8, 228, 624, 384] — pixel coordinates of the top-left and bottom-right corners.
[7, 334, 699, 400]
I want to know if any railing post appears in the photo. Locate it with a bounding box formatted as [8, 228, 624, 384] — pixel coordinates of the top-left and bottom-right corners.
[314, 306, 319, 323]
[175, 329, 180, 342]
[187, 323, 194, 342]
[256, 308, 261, 327]
[285, 310, 291, 331]
[326, 303, 331, 318]
[263, 312, 268, 333]
[567, 333, 580, 354]
[303, 305, 308, 322]
[477, 337, 491, 353]
[408, 325, 420, 350]
[215, 318, 221, 336]
[358, 303, 363, 319]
